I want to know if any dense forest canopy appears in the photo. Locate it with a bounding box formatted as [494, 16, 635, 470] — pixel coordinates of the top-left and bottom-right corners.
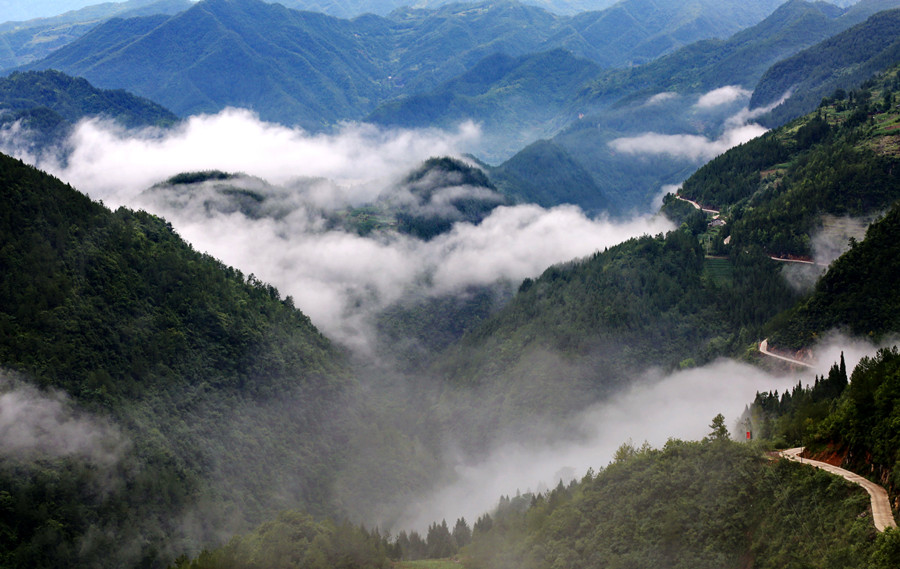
[0, 151, 358, 567]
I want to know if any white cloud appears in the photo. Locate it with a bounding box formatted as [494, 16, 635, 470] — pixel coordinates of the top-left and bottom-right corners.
[0, 373, 126, 464]
[7, 109, 673, 350]
[609, 124, 767, 162]
[695, 85, 752, 109]
[157, 195, 672, 350]
[608, 86, 779, 162]
[646, 92, 678, 105]
[429, 205, 671, 292]
[28, 109, 481, 208]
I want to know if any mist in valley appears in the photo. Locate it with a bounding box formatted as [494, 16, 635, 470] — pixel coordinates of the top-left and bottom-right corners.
[355, 330, 894, 533]
[1, 80, 889, 561]
[7, 108, 679, 350]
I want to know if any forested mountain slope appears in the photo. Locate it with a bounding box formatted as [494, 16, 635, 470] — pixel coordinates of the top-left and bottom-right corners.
[461, 439, 899, 569]
[753, 348, 900, 505]
[0, 69, 178, 127]
[486, 138, 611, 210]
[0, 69, 179, 163]
[767, 202, 900, 349]
[428, 228, 798, 437]
[0, 152, 356, 568]
[751, 7, 900, 126]
[677, 65, 900, 259]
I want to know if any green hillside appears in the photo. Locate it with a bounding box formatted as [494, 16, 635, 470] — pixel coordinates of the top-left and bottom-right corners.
[0, 69, 178, 127]
[462, 438, 897, 569]
[751, 8, 900, 126]
[178, 434, 900, 568]
[427, 228, 797, 433]
[0, 69, 179, 163]
[753, 348, 900, 499]
[767, 202, 900, 349]
[677, 65, 900, 259]
[747, 344, 900, 553]
[0, 152, 355, 568]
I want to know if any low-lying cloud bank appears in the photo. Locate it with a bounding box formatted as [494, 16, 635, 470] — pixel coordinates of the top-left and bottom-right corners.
[4, 110, 673, 349]
[395, 358, 796, 530]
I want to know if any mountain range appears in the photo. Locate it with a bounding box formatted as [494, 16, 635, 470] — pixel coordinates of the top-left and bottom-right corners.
[370, 0, 900, 209]
[2, 0, 900, 567]
[17, 0, 785, 127]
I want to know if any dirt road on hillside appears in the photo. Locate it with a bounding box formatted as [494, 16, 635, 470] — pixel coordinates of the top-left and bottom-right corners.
[780, 447, 897, 532]
[759, 339, 813, 368]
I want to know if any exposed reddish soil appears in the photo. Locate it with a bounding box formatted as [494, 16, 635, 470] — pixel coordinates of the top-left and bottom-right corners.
[803, 443, 848, 467]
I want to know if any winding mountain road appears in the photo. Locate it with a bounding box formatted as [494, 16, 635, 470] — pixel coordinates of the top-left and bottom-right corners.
[780, 447, 897, 532]
[674, 194, 719, 214]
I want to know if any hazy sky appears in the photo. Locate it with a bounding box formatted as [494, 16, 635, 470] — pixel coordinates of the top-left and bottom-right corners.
[0, 0, 197, 21]
[1, 1, 115, 21]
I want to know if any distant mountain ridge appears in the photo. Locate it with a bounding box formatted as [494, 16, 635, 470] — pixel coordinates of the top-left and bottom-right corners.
[274, 0, 620, 18]
[466, 0, 900, 212]
[576, 0, 899, 106]
[0, 0, 192, 70]
[0, 69, 178, 156]
[20, 0, 785, 128]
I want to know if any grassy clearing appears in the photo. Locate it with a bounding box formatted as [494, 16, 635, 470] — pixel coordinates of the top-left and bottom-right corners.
[703, 257, 734, 287]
